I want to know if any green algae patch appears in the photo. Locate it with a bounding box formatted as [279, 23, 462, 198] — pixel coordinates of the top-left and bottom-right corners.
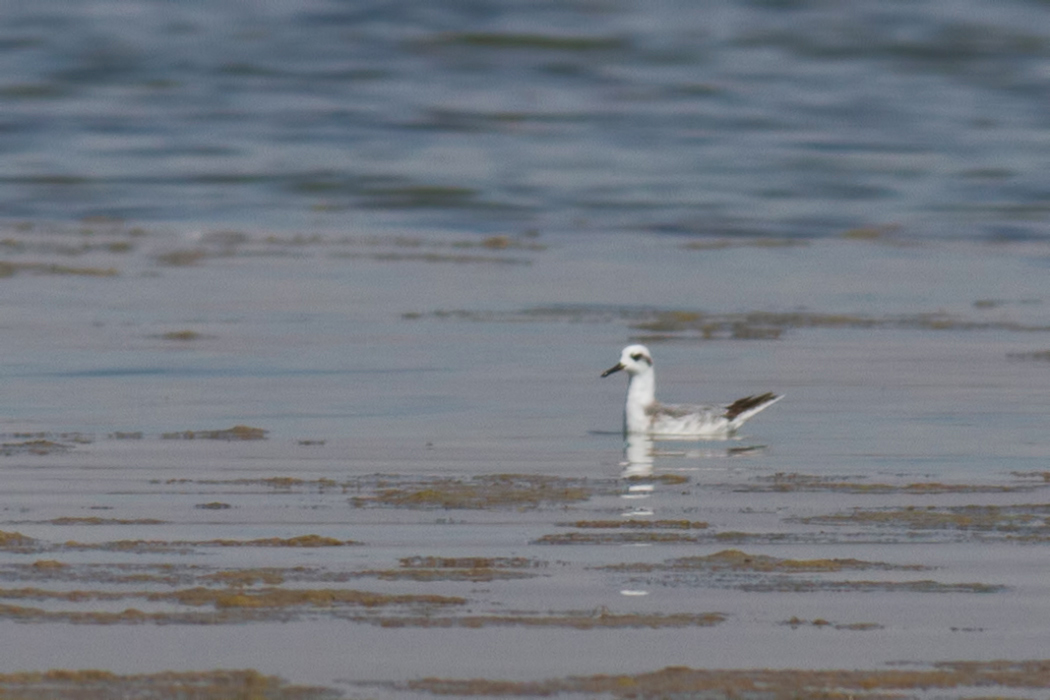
[162, 425, 268, 440]
[397, 660, 1050, 698]
[0, 669, 339, 699]
[353, 474, 593, 510]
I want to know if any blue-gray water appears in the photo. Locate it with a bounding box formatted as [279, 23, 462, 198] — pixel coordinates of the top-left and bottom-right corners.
[4, 0, 1050, 240]
[3, 3, 1050, 698]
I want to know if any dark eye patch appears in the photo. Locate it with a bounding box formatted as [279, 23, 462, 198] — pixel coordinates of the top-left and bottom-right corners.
[630, 353, 650, 364]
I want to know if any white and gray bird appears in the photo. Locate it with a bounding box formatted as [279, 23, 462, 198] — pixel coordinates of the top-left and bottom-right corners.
[601, 344, 781, 438]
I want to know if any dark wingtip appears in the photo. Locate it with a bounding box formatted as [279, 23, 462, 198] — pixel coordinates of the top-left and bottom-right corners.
[723, 392, 780, 420]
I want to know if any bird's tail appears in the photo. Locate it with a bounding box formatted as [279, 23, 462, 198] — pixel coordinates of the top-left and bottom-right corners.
[724, 392, 783, 427]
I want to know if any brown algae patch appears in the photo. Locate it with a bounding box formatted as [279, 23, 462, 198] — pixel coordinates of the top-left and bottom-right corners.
[0, 530, 37, 551]
[249, 476, 339, 490]
[0, 586, 465, 625]
[157, 330, 208, 341]
[4, 562, 311, 588]
[796, 504, 1050, 540]
[1007, 349, 1050, 361]
[742, 579, 1003, 594]
[396, 660, 1050, 698]
[0, 669, 339, 700]
[155, 249, 208, 266]
[0, 261, 119, 277]
[537, 519, 710, 545]
[376, 610, 725, 630]
[599, 549, 922, 574]
[782, 616, 884, 631]
[206, 535, 353, 547]
[162, 476, 342, 493]
[161, 586, 465, 611]
[562, 520, 708, 530]
[405, 304, 1050, 340]
[0, 439, 72, 456]
[363, 556, 545, 582]
[626, 473, 690, 485]
[595, 550, 993, 595]
[534, 532, 708, 545]
[199, 569, 287, 587]
[741, 472, 1029, 494]
[61, 534, 357, 552]
[161, 425, 268, 440]
[351, 474, 594, 510]
[46, 517, 165, 526]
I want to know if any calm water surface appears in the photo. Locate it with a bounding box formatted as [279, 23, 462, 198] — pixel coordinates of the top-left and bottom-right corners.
[2, 2, 1050, 698]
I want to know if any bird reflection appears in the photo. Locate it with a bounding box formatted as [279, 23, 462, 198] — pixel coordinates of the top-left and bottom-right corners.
[620, 434, 654, 478]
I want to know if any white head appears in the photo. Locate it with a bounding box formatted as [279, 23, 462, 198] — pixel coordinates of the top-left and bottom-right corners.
[601, 344, 654, 378]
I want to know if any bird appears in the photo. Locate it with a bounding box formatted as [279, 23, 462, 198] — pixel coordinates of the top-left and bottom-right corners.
[601, 344, 781, 438]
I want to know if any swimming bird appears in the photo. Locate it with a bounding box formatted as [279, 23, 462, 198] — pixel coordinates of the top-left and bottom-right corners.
[601, 344, 781, 438]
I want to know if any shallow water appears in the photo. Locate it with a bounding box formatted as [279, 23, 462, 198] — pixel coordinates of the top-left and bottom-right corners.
[3, 2, 1050, 698]
[2, 225, 1050, 698]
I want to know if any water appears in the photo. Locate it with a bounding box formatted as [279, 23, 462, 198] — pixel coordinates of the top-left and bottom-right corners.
[3, 1, 1050, 239]
[2, 2, 1050, 698]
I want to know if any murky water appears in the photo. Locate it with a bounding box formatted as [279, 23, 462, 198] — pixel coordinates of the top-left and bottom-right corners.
[2, 2, 1050, 699]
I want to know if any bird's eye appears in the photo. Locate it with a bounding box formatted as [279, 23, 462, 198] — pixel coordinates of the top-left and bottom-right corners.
[630, 353, 644, 361]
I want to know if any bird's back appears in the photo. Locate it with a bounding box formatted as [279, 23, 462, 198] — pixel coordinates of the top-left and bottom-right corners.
[646, 402, 732, 437]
